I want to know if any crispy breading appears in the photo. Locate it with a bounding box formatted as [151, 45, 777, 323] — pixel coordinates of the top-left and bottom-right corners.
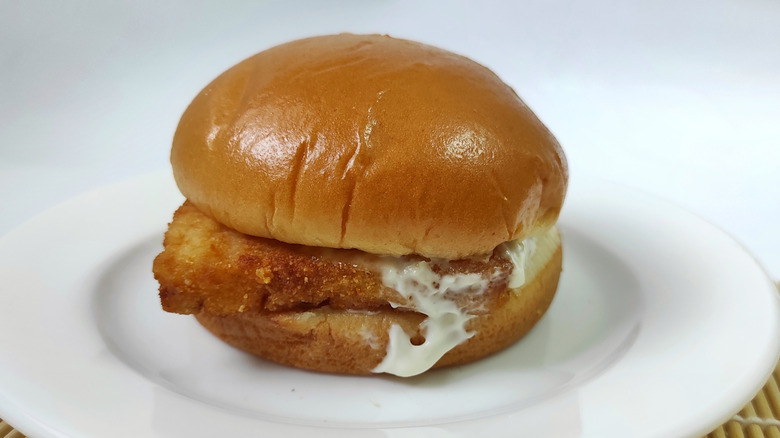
[153, 202, 513, 316]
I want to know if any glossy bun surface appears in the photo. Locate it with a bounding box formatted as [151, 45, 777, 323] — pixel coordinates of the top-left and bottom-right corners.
[172, 33, 567, 258]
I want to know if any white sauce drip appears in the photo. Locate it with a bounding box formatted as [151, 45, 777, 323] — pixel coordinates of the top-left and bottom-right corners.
[372, 236, 538, 377]
[501, 237, 537, 289]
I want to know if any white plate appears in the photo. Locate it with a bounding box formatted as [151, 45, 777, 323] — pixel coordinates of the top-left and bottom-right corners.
[0, 173, 778, 438]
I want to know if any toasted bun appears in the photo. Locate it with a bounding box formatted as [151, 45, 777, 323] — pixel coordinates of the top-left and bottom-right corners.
[171, 33, 567, 259]
[194, 228, 562, 375]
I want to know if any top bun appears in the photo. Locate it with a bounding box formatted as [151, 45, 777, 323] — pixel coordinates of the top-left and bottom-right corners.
[171, 34, 567, 259]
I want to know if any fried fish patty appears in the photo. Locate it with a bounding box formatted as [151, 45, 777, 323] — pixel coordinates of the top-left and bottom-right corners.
[153, 202, 515, 317]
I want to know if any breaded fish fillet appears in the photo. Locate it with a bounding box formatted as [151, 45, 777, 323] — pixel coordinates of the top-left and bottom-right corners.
[153, 202, 514, 317]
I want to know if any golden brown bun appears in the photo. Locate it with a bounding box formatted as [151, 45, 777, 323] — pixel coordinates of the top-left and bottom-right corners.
[194, 235, 562, 375]
[172, 33, 567, 259]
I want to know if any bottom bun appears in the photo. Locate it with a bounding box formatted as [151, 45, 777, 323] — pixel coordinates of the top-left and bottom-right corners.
[195, 236, 563, 375]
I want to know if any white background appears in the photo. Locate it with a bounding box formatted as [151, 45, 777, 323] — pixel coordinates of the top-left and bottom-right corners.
[1, 0, 778, 278]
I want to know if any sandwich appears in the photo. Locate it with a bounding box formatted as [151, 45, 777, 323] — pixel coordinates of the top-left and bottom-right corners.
[152, 33, 568, 377]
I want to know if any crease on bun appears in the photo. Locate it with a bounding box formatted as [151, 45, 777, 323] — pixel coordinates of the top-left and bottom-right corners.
[171, 33, 567, 259]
